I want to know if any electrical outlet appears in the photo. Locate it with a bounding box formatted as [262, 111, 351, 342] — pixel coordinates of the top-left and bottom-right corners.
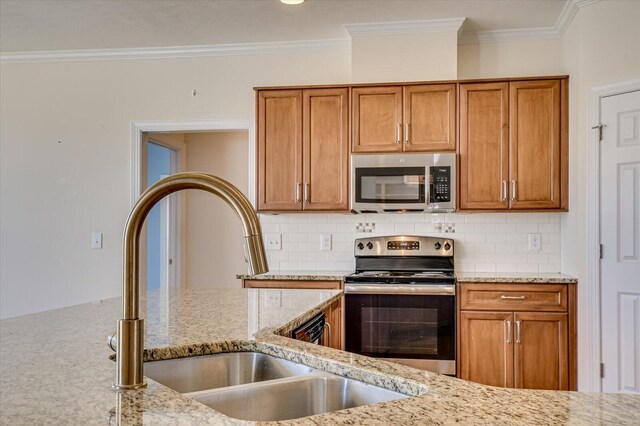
[320, 234, 332, 251]
[528, 233, 541, 251]
[264, 290, 281, 308]
[265, 233, 281, 250]
[91, 232, 103, 249]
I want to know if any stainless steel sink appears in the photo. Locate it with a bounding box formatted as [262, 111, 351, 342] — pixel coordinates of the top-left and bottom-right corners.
[145, 351, 410, 421]
[188, 376, 409, 421]
[144, 352, 314, 393]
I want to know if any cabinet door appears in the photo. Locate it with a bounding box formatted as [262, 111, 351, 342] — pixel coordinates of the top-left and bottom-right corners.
[459, 82, 509, 210]
[460, 312, 514, 388]
[509, 80, 561, 209]
[303, 88, 349, 211]
[257, 90, 303, 211]
[323, 298, 343, 350]
[403, 84, 456, 152]
[352, 87, 402, 153]
[514, 312, 569, 390]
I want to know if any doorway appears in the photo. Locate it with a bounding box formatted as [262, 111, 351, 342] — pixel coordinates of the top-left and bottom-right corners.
[136, 121, 254, 294]
[597, 88, 640, 393]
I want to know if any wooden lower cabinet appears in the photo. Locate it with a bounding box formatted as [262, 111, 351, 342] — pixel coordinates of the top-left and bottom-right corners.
[459, 311, 514, 388]
[323, 298, 343, 350]
[458, 282, 575, 391]
[242, 279, 344, 350]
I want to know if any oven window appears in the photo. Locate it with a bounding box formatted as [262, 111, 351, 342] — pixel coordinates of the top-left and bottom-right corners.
[361, 307, 438, 355]
[345, 294, 455, 361]
[356, 167, 425, 204]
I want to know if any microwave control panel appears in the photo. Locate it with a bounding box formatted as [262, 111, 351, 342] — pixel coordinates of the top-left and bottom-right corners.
[430, 166, 451, 203]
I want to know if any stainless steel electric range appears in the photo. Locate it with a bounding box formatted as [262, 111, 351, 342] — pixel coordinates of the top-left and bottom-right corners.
[344, 235, 456, 375]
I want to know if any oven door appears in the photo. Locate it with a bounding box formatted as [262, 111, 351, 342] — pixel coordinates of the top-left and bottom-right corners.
[344, 284, 456, 375]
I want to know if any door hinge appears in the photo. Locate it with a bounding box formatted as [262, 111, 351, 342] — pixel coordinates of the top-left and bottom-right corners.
[600, 363, 605, 378]
[592, 123, 604, 141]
[599, 244, 603, 259]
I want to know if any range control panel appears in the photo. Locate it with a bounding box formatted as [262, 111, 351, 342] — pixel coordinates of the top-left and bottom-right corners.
[430, 166, 451, 203]
[387, 241, 420, 250]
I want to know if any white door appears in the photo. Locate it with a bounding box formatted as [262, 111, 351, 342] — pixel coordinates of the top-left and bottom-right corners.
[600, 89, 640, 393]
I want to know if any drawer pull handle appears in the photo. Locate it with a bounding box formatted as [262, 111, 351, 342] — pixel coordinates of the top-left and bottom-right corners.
[501, 295, 526, 300]
[515, 320, 521, 344]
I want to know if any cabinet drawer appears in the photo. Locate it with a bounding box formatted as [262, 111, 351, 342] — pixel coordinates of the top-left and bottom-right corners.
[460, 283, 567, 312]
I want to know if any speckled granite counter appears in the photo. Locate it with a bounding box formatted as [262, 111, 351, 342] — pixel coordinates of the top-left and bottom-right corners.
[455, 272, 578, 284]
[237, 270, 351, 281]
[239, 270, 578, 284]
[2, 287, 636, 425]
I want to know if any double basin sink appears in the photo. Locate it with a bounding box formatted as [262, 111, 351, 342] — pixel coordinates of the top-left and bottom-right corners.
[144, 352, 409, 421]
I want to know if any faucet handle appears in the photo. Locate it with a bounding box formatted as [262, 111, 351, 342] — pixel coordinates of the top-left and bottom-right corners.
[108, 332, 117, 352]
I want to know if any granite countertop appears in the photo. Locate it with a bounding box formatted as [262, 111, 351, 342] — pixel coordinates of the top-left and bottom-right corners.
[2, 287, 636, 425]
[239, 270, 578, 284]
[237, 270, 352, 281]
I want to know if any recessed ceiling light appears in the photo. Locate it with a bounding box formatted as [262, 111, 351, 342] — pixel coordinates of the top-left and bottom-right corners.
[281, 0, 305, 4]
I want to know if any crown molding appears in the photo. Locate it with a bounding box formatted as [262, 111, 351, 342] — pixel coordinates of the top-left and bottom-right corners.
[458, 0, 600, 44]
[0, 38, 351, 64]
[345, 18, 466, 37]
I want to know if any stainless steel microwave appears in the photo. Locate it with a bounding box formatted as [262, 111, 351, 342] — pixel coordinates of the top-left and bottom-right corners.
[351, 153, 456, 213]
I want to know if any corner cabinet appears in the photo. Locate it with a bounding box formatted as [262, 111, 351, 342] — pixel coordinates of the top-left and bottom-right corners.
[458, 282, 577, 391]
[257, 88, 349, 212]
[352, 84, 456, 153]
[458, 78, 568, 211]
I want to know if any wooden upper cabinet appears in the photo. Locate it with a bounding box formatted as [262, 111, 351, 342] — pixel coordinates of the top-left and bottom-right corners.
[352, 86, 403, 153]
[403, 84, 456, 152]
[257, 90, 303, 211]
[509, 80, 562, 209]
[514, 312, 569, 390]
[459, 82, 509, 210]
[303, 88, 349, 211]
[459, 311, 514, 388]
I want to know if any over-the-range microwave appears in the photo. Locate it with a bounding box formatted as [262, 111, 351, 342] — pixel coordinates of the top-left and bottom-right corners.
[351, 153, 456, 213]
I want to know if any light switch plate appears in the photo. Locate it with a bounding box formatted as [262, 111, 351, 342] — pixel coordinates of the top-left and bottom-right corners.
[265, 233, 281, 250]
[528, 233, 541, 252]
[320, 234, 332, 251]
[91, 232, 103, 249]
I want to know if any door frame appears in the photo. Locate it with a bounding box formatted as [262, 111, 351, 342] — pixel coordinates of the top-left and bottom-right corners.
[131, 119, 256, 292]
[587, 77, 640, 392]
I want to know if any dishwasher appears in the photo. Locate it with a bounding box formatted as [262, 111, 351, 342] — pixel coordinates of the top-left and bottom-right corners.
[290, 312, 326, 345]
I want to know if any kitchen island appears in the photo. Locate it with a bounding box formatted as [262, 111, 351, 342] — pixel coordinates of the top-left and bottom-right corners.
[1, 287, 638, 425]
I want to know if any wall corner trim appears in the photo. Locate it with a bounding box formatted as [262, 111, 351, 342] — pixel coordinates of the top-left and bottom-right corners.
[0, 38, 351, 64]
[458, 0, 600, 44]
[345, 18, 466, 38]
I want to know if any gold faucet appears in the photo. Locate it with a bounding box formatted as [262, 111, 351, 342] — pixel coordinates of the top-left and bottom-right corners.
[111, 172, 268, 390]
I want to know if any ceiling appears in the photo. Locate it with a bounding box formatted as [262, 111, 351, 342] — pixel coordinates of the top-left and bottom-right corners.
[0, 0, 568, 53]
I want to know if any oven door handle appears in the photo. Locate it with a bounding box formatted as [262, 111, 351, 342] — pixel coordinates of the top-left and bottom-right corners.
[344, 284, 455, 295]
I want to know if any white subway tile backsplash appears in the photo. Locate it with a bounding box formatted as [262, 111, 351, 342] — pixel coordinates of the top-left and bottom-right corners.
[258, 212, 561, 273]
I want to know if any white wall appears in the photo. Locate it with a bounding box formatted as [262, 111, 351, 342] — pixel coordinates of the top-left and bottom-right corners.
[559, 0, 640, 391]
[184, 131, 249, 288]
[351, 31, 458, 81]
[0, 49, 351, 319]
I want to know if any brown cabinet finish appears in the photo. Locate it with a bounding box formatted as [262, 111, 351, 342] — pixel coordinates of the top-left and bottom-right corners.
[458, 282, 576, 391]
[303, 88, 349, 211]
[257, 90, 303, 211]
[242, 280, 342, 290]
[509, 80, 562, 209]
[403, 84, 456, 152]
[460, 283, 568, 312]
[460, 311, 514, 388]
[323, 298, 343, 350]
[459, 82, 509, 209]
[514, 312, 569, 390]
[352, 86, 403, 153]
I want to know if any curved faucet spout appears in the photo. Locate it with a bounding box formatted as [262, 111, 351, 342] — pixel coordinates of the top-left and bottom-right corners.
[113, 172, 268, 391]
